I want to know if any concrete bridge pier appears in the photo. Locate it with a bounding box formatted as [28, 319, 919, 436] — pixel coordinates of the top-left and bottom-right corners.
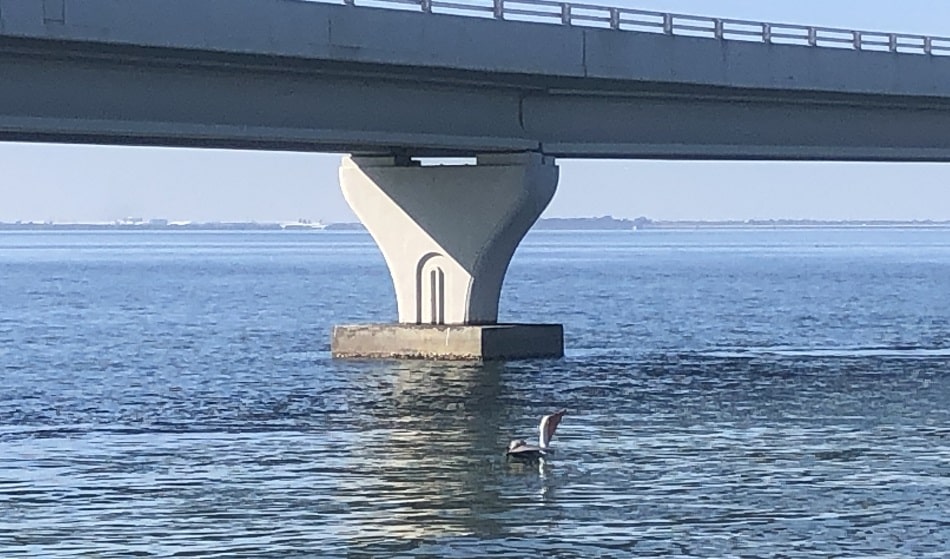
[331, 153, 564, 360]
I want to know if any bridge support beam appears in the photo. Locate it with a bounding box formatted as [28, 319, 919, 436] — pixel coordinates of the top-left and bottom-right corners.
[331, 153, 563, 360]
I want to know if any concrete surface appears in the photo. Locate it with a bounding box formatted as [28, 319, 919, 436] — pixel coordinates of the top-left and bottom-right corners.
[3, 0, 948, 96]
[340, 153, 558, 325]
[331, 323, 564, 360]
[3, 0, 950, 159]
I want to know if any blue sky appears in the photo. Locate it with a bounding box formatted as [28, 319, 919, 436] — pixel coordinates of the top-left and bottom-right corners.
[2, 0, 950, 223]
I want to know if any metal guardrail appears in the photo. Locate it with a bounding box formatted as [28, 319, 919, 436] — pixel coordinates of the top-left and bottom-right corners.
[325, 0, 950, 56]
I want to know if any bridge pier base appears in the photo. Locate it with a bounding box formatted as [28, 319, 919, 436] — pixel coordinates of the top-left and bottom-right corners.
[331, 153, 563, 361]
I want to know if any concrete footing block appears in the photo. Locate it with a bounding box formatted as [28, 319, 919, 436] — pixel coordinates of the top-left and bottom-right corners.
[331, 323, 564, 361]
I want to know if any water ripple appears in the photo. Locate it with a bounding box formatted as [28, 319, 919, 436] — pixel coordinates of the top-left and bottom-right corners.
[1, 230, 949, 557]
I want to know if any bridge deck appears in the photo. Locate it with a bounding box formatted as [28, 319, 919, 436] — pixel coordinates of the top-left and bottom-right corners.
[2, 0, 950, 160]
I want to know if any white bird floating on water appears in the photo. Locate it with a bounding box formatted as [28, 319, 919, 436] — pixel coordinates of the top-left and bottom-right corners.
[505, 409, 567, 461]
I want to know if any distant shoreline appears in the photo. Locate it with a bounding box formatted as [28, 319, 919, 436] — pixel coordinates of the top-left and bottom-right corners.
[2, 217, 950, 232]
[535, 217, 950, 231]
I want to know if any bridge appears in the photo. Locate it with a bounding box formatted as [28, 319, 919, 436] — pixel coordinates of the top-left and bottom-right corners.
[3, 0, 949, 359]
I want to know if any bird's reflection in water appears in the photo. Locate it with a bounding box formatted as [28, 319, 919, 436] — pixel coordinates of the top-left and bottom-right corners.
[538, 458, 554, 500]
[503, 454, 560, 506]
[338, 361, 516, 550]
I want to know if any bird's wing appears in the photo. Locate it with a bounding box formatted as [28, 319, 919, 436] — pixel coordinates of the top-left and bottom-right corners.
[540, 409, 567, 447]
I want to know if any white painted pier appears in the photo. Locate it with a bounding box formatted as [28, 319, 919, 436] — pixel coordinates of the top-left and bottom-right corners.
[333, 153, 562, 359]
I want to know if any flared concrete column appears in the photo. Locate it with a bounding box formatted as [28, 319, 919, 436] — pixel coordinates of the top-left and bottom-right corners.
[341, 153, 557, 325]
[332, 153, 563, 360]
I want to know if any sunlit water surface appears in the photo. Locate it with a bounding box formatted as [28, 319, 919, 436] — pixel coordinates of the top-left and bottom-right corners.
[1, 229, 948, 557]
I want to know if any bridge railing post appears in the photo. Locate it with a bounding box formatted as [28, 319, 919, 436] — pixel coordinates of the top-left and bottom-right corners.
[493, 0, 504, 20]
[924, 36, 933, 54]
[888, 34, 897, 52]
[761, 23, 771, 44]
[609, 8, 620, 30]
[420, 0, 432, 13]
[852, 31, 862, 50]
[713, 18, 723, 40]
[807, 27, 817, 46]
[560, 3, 571, 25]
[662, 14, 673, 35]
[343, 0, 354, 6]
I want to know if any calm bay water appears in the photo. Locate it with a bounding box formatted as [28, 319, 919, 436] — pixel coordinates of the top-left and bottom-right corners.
[1, 228, 948, 557]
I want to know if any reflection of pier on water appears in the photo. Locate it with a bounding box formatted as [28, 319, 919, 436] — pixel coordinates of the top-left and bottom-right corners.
[331, 362, 565, 548]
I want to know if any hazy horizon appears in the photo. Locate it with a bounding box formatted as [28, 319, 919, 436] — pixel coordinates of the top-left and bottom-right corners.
[3, 144, 950, 224]
[5, 209, 950, 225]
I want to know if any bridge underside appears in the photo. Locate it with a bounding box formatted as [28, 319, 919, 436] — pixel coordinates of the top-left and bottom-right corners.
[4, 37, 950, 161]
